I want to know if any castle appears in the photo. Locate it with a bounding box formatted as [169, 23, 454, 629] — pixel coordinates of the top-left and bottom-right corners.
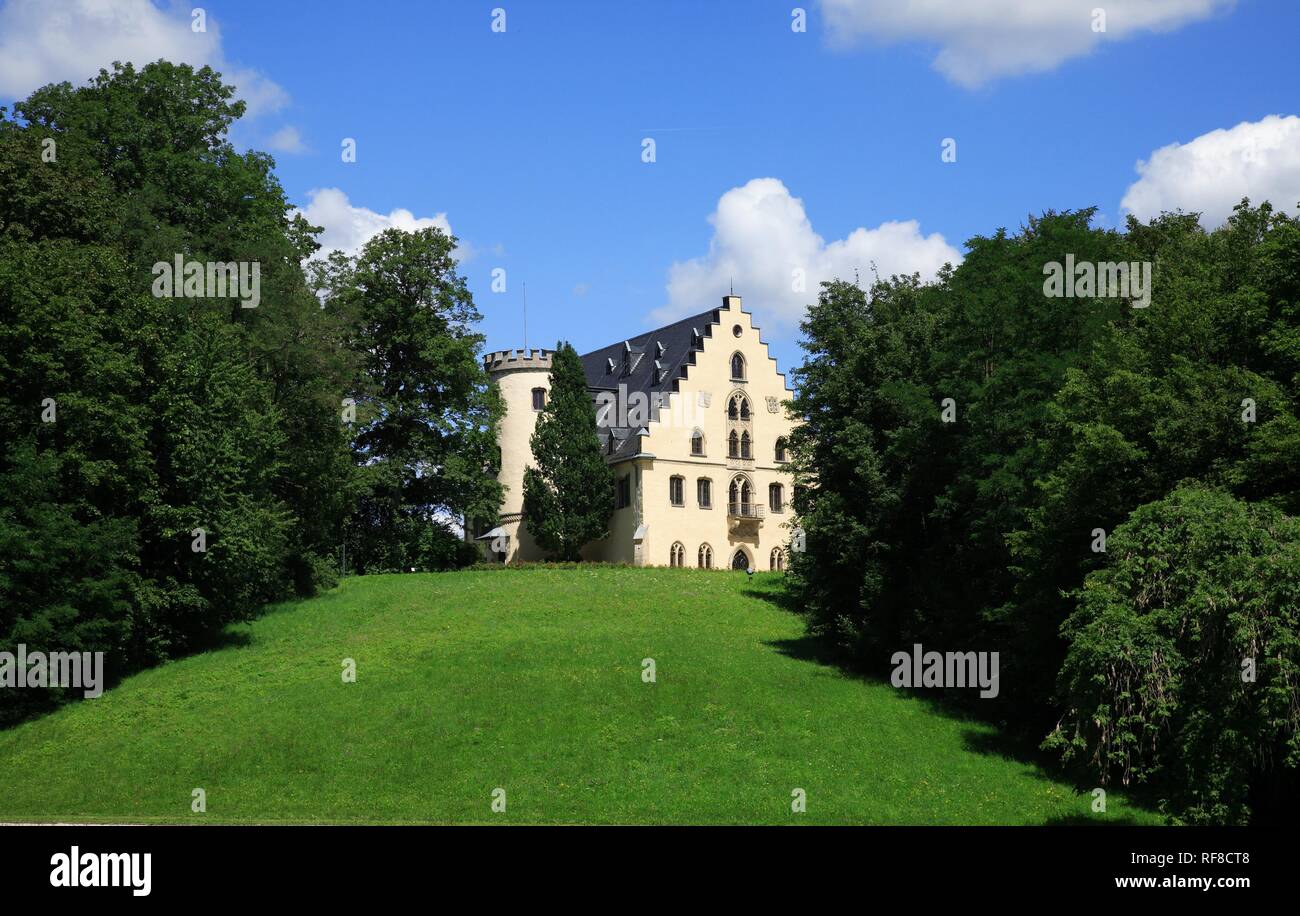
[474, 295, 797, 569]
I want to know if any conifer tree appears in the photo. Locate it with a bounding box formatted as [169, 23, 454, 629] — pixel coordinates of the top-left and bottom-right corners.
[522, 342, 614, 560]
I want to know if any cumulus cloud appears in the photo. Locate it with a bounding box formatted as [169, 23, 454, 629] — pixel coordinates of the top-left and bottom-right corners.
[1120, 115, 1300, 227]
[653, 178, 960, 329]
[295, 187, 459, 260]
[0, 0, 287, 114]
[820, 0, 1235, 88]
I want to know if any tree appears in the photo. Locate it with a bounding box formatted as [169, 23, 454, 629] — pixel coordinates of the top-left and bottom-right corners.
[332, 227, 502, 572]
[787, 203, 1300, 823]
[1046, 487, 1300, 825]
[522, 343, 614, 560]
[1, 61, 358, 722]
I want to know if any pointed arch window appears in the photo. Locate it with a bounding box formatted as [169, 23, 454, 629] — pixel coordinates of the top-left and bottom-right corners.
[730, 352, 746, 380]
[670, 542, 685, 567]
[770, 547, 785, 571]
[729, 476, 753, 514]
[698, 544, 713, 569]
[728, 430, 739, 458]
[740, 431, 751, 459]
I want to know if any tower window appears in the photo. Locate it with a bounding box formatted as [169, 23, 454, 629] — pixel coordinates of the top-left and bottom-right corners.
[617, 475, 631, 509]
[531, 387, 546, 411]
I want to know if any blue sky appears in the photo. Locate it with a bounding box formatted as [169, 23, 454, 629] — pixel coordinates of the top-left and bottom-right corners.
[2, 0, 1298, 373]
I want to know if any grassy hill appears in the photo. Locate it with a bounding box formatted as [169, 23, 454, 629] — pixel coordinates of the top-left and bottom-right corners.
[0, 567, 1160, 824]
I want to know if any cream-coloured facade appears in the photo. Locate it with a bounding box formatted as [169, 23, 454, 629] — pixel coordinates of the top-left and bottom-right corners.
[475, 295, 797, 570]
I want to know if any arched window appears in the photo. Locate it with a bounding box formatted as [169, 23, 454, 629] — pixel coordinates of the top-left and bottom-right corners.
[670, 542, 685, 567]
[729, 476, 752, 514]
[691, 429, 705, 456]
[740, 431, 751, 459]
[728, 396, 739, 420]
[730, 352, 746, 380]
[775, 437, 788, 462]
[769, 483, 784, 512]
[669, 475, 685, 506]
[531, 387, 546, 411]
[698, 544, 713, 569]
[728, 430, 739, 458]
[697, 478, 712, 508]
[770, 547, 785, 571]
[731, 549, 750, 571]
[739, 397, 750, 420]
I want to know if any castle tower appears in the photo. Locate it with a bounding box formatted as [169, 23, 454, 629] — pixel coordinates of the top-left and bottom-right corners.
[478, 347, 553, 562]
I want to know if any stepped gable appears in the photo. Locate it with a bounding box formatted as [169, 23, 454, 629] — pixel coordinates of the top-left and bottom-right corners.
[579, 307, 721, 461]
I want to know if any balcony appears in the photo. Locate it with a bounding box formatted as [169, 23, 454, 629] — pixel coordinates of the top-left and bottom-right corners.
[727, 502, 766, 519]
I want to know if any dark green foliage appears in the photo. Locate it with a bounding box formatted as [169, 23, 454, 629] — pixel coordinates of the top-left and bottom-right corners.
[789, 204, 1300, 822]
[1047, 487, 1300, 825]
[522, 342, 614, 560]
[323, 227, 503, 574]
[0, 62, 408, 724]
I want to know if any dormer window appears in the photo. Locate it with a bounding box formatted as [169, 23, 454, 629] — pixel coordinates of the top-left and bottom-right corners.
[606, 357, 615, 374]
[730, 352, 746, 380]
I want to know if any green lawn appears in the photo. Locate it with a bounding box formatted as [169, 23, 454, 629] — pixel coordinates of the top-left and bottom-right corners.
[0, 567, 1161, 824]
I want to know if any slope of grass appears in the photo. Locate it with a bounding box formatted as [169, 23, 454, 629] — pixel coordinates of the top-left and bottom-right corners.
[0, 567, 1160, 824]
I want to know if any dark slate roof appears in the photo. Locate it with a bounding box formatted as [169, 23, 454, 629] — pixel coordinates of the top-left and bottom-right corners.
[580, 307, 721, 462]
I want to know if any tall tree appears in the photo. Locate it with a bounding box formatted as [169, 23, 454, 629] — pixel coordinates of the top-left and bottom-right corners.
[332, 227, 502, 572]
[1, 61, 357, 722]
[522, 342, 613, 561]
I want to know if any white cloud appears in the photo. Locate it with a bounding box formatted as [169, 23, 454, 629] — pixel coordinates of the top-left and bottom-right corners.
[653, 178, 960, 329]
[295, 187, 459, 260]
[1121, 115, 1300, 227]
[0, 0, 287, 115]
[266, 125, 306, 154]
[820, 0, 1235, 88]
